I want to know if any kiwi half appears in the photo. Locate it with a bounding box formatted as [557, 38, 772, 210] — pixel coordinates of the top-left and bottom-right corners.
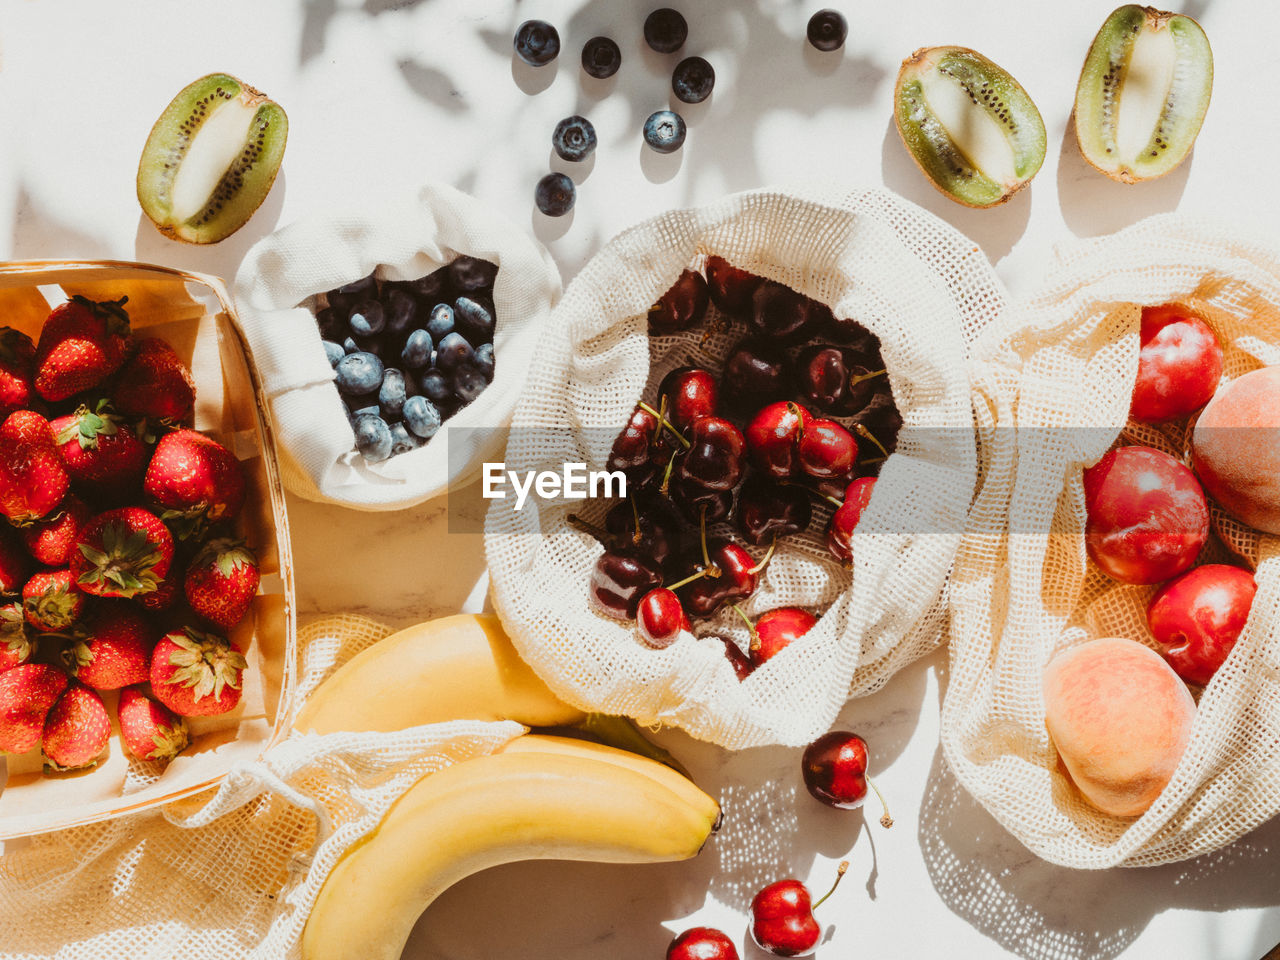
[1074, 6, 1212, 183]
[137, 73, 287, 244]
[894, 46, 1046, 208]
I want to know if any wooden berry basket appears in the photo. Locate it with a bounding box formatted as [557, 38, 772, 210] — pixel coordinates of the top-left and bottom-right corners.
[0, 259, 295, 839]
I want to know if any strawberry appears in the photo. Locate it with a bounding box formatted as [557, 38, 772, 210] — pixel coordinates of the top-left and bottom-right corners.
[185, 539, 259, 631]
[21, 495, 91, 566]
[150, 627, 246, 717]
[118, 686, 188, 762]
[0, 410, 70, 522]
[0, 663, 68, 753]
[42, 681, 110, 771]
[139, 562, 181, 612]
[22, 569, 85, 632]
[0, 327, 35, 416]
[143, 429, 246, 525]
[113, 338, 196, 423]
[0, 525, 31, 593]
[33, 295, 131, 402]
[72, 506, 173, 599]
[62, 602, 155, 690]
[0, 602, 33, 671]
[51, 400, 147, 499]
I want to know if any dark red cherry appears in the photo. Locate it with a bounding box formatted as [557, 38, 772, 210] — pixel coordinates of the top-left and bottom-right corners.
[650, 270, 710, 334]
[607, 404, 659, 478]
[676, 539, 760, 618]
[589, 550, 663, 619]
[746, 401, 811, 480]
[705, 256, 761, 318]
[850, 397, 901, 476]
[749, 862, 848, 958]
[711, 634, 755, 681]
[811, 467, 858, 503]
[659, 366, 719, 431]
[749, 282, 826, 343]
[604, 490, 683, 565]
[721, 337, 791, 414]
[636, 587, 689, 648]
[677, 416, 746, 491]
[794, 344, 888, 416]
[667, 926, 740, 960]
[827, 477, 876, 564]
[750, 607, 818, 666]
[797, 419, 856, 479]
[802, 731, 894, 825]
[736, 475, 812, 546]
[670, 477, 734, 525]
[824, 314, 881, 355]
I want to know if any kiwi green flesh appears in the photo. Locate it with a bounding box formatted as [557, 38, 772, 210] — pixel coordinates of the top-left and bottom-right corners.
[895, 48, 1046, 208]
[1075, 5, 1212, 182]
[137, 73, 288, 244]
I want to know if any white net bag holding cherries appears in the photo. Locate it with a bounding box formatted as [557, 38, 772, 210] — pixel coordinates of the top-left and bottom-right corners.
[486, 186, 1001, 749]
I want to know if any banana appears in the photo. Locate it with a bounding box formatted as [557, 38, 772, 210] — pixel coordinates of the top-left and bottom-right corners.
[300, 734, 720, 960]
[293, 613, 586, 735]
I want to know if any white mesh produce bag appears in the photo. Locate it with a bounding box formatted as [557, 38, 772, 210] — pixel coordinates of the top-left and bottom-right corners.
[486, 186, 1001, 749]
[233, 182, 560, 510]
[0, 615, 524, 959]
[947, 215, 1280, 868]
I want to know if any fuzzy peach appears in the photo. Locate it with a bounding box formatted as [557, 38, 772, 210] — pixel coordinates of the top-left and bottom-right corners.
[1043, 637, 1196, 817]
[1191, 366, 1280, 534]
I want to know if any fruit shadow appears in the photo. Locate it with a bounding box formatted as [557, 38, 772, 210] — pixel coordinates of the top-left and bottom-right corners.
[918, 740, 1280, 960]
[1055, 118, 1193, 239]
[879, 118, 1032, 265]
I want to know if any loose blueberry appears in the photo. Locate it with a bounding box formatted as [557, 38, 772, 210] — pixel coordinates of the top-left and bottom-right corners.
[335, 352, 384, 396]
[454, 296, 496, 343]
[401, 329, 434, 370]
[426, 302, 456, 341]
[514, 19, 560, 66]
[322, 340, 346, 367]
[535, 172, 576, 217]
[807, 9, 847, 51]
[581, 36, 621, 79]
[448, 256, 497, 293]
[381, 286, 417, 336]
[419, 369, 452, 404]
[644, 8, 687, 53]
[474, 342, 496, 380]
[454, 365, 488, 404]
[348, 300, 385, 338]
[643, 110, 686, 153]
[408, 268, 449, 302]
[353, 414, 393, 463]
[552, 115, 598, 162]
[315, 306, 345, 340]
[403, 395, 443, 440]
[389, 422, 422, 456]
[379, 368, 409, 422]
[671, 56, 714, 103]
[436, 332, 475, 371]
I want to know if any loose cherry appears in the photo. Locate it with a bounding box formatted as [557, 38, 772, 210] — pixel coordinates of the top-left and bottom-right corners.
[636, 584, 695, 649]
[721, 337, 791, 413]
[796, 419, 856, 480]
[705, 256, 761, 318]
[747, 606, 818, 666]
[667, 926, 740, 960]
[826, 477, 876, 564]
[659, 366, 719, 431]
[750, 861, 848, 957]
[736, 476, 812, 546]
[589, 550, 663, 620]
[746, 401, 812, 480]
[801, 731, 894, 826]
[749, 282, 824, 343]
[677, 416, 746, 491]
[649, 269, 710, 335]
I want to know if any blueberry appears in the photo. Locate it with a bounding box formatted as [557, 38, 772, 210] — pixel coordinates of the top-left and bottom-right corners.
[807, 9, 847, 51]
[448, 256, 497, 293]
[403, 395, 442, 440]
[644, 8, 687, 53]
[514, 19, 559, 66]
[327, 274, 377, 315]
[408, 268, 449, 303]
[643, 110, 686, 153]
[388, 422, 422, 456]
[672, 56, 714, 103]
[348, 300, 385, 338]
[454, 296, 495, 344]
[435, 332, 475, 371]
[419, 369, 452, 403]
[581, 36, 621, 79]
[381, 287, 417, 336]
[379, 368, 409, 421]
[322, 340, 346, 367]
[426, 303, 456, 341]
[350, 403, 380, 419]
[401, 329, 434, 370]
[535, 173, 575, 217]
[552, 115, 597, 162]
[315, 306, 346, 341]
[453, 365, 488, 404]
[474, 342, 496, 380]
[353, 414, 393, 463]
[342, 336, 360, 355]
[335, 352, 384, 396]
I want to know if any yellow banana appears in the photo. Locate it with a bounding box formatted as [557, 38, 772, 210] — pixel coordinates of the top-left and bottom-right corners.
[300, 734, 720, 960]
[293, 613, 586, 734]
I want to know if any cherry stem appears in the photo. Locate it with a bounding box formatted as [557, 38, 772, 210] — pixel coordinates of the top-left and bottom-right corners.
[638, 401, 691, 449]
[698, 506, 721, 579]
[747, 537, 777, 576]
[848, 368, 886, 389]
[811, 861, 849, 912]
[730, 603, 760, 651]
[854, 423, 889, 459]
[629, 497, 643, 544]
[867, 774, 894, 828]
[660, 450, 677, 495]
[567, 514, 610, 543]
[666, 567, 710, 591]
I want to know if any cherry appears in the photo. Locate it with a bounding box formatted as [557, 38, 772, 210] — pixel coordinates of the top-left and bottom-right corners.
[677, 417, 746, 491]
[667, 927, 740, 960]
[749, 282, 826, 343]
[801, 731, 894, 826]
[824, 315, 880, 356]
[748, 606, 818, 666]
[750, 861, 848, 957]
[746, 401, 812, 480]
[810, 467, 859, 503]
[793, 344, 888, 416]
[797, 419, 856, 479]
[705, 256, 761, 318]
[659, 366, 719, 431]
[736, 476, 812, 546]
[670, 476, 734, 525]
[607, 404, 659, 479]
[636, 586, 694, 649]
[721, 337, 791, 413]
[1147, 564, 1257, 686]
[678, 538, 763, 618]
[589, 550, 662, 620]
[850, 395, 901, 473]
[711, 634, 755, 680]
[603, 490, 683, 565]
[826, 477, 876, 564]
[650, 269, 710, 335]
[1130, 304, 1223, 424]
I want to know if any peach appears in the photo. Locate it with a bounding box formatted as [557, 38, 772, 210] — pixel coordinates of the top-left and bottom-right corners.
[1130, 305, 1223, 424]
[1191, 366, 1280, 534]
[1042, 637, 1196, 817]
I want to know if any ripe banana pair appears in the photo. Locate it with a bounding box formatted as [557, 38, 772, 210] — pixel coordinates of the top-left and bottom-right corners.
[296, 614, 720, 960]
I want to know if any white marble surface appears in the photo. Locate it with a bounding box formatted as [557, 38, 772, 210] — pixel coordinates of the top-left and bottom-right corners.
[4, 0, 1280, 957]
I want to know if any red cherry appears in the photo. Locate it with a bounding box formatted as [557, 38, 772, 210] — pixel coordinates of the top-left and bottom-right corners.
[796, 419, 856, 479]
[667, 926, 740, 960]
[750, 282, 829, 344]
[677, 417, 746, 491]
[801, 731, 894, 825]
[749, 607, 818, 666]
[705, 256, 761, 318]
[1147, 564, 1257, 686]
[659, 367, 719, 431]
[589, 550, 662, 620]
[607, 405, 658, 473]
[722, 337, 791, 413]
[715, 634, 755, 681]
[650, 270, 709, 334]
[826, 477, 876, 564]
[746, 401, 812, 480]
[1130, 304, 1223, 424]
[736, 475, 812, 546]
[749, 862, 848, 957]
[637, 587, 687, 648]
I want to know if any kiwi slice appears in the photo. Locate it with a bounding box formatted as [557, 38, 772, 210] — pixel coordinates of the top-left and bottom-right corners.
[1074, 5, 1212, 183]
[137, 73, 288, 244]
[894, 46, 1046, 208]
